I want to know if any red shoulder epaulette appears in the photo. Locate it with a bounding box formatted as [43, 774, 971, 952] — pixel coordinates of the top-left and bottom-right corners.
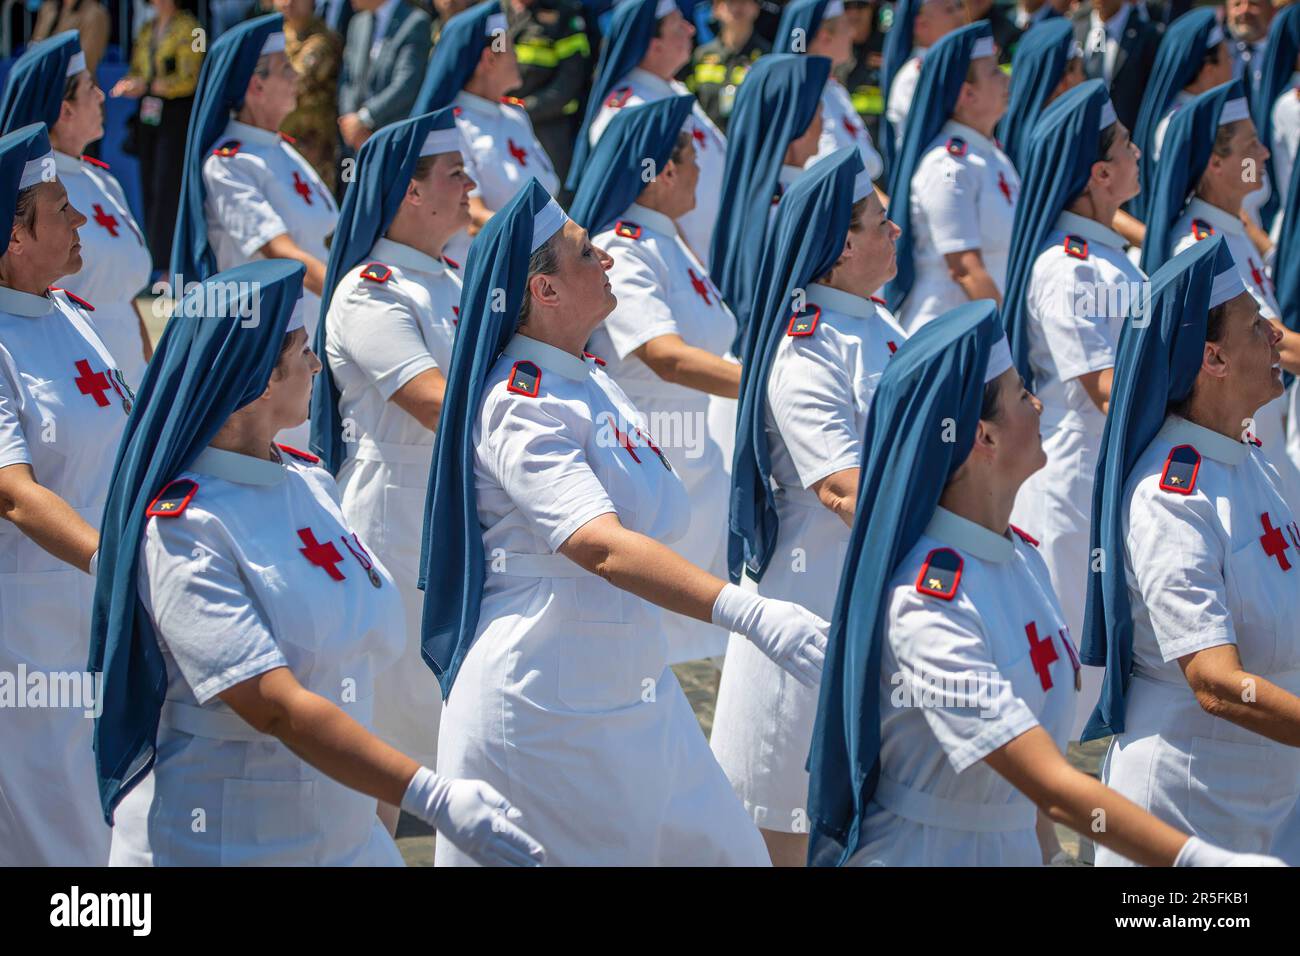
[945, 136, 967, 157]
[50, 287, 94, 311]
[787, 305, 821, 337]
[916, 547, 963, 600]
[1009, 524, 1039, 547]
[276, 443, 321, 464]
[614, 220, 642, 240]
[500, 95, 526, 108]
[453, 106, 463, 117]
[1063, 235, 1088, 260]
[1191, 219, 1215, 241]
[212, 140, 241, 158]
[146, 478, 198, 518]
[360, 262, 392, 283]
[80, 154, 110, 170]
[506, 360, 541, 397]
[605, 86, 632, 108]
[1158, 444, 1201, 494]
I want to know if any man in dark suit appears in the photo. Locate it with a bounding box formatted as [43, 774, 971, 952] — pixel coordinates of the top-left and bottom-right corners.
[337, 0, 434, 152]
[1072, 0, 1162, 132]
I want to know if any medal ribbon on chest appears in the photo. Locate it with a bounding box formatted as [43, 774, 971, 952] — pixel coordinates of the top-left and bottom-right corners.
[342, 531, 384, 588]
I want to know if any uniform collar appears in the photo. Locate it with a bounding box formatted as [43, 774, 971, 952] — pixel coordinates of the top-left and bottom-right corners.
[941, 119, 994, 154]
[778, 164, 803, 189]
[503, 332, 591, 381]
[1055, 209, 1126, 251]
[224, 118, 282, 149]
[0, 284, 54, 317]
[53, 150, 85, 177]
[806, 282, 877, 319]
[369, 236, 446, 276]
[190, 445, 287, 485]
[623, 202, 677, 237]
[1161, 414, 1248, 465]
[925, 506, 1015, 563]
[455, 90, 501, 117]
[1186, 197, 1245, 237]
[628, 66, 675, 99]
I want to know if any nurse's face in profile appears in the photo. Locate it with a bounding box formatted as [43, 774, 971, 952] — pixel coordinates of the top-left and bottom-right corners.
[1203, 291, 1284, 414]
[978, 367, 1046, 486]
[264, 326, 322, 429]
[526, 221, 616, 344]
[11, 179, 88, 279]
[1094, 120, 1141, 206]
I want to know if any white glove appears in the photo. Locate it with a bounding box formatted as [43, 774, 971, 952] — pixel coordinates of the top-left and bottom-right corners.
[1174, 836, 1286, 867]
[712, 583, 829, 687]
[402, 767, 546, 867]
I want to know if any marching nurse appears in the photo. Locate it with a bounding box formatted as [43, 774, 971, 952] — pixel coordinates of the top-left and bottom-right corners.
[89, 259, 544, 867]
[410, 0, 558, 266]
[310, 108, 470, 829]
[571, 97, 742, 664]
[997, 19, 1081, 174]
[1082, 237, 1300, 865]
[420, 180, 829, 865]
[0, 31, 152, 388]
[709, 53, 828, 339]
[1002, 81, 1143, 736]
[712, 147, 903, 866]
[804, 299, 1282, 867]
[0, 123, 120, 865]
[171, 15, 337, 387]
[568, 0, 726, 266]
[772, 0, 882, 182]
[1143, 80, 1300, 508]
[882, 21, 1019, 332]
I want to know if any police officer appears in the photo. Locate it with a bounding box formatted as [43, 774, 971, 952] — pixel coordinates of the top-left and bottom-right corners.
[686, 0, 770, 133]
[421, 180, 829, 865]
[0, 123, 119, 866]
[412, 1, 560, 266]
[804, 299, 1283, 868]
[714, 148, 903, 867]
[507, 0, 591, 182]
[90, 260, 544, 867]
[311, 110, 470, 830]
[0, 31, 152, 389]
[1084, 237, 1299, 866]
[883, 22, 1019, 333]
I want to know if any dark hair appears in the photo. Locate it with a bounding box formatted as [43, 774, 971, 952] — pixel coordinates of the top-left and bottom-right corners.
[1167, 301, 1229, 417]
[1211, 120, 1240, 158]
[13, 183, 39, 237]
[411, 154, 440, 182]
[980, 374, 1001, 422]
[519, 230, 562, 325]
[63, 72, 79, 103]
[1099, 121, 1120, 162]
[813, 195, 873, 283]
[669, 130, 692, 165]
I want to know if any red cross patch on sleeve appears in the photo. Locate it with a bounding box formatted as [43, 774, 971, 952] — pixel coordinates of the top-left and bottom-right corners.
[506, 360, 542, 397]
[212, 139, 242, 158]
[1191, 219, 1215, 241]
[1063, 235, 1088, 260]
[614, 220, 642, 240]
[360, 262, 392, 283]
[146, 478, 199, 518]
[916, 547, 963, 600]
[1158, 444, 1200, 494]
[787, 305, 821, 337]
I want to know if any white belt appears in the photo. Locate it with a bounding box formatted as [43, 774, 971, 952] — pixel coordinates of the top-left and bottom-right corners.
[486, 552, 592, 578]
[348, 436, 432, 466]
[873, 776, 1037, 833]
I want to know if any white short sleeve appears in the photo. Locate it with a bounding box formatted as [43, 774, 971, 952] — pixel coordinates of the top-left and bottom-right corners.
[1125, 480, 1235, 661]
[767, 335, 861, 488]
[0, 362, 30, 471]
[600, 242, 679, 359]
[888, 588, 1040, 773]
[1030, 254, 1117, 382]
[329, 279, 438, 401]
[203, 155, 290, 257]
[140, 508, 288, 704]
[485, 394, 618, 551]
[920, 155, 983, 256]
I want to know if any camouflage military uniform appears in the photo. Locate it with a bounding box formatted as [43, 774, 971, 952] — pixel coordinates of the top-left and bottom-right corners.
[280, 17, 344, 191]
[686, 30, 770, 134]
[507, 0, 591, 183]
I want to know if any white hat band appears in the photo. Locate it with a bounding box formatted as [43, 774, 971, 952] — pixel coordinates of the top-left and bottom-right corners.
[531, 197, 569, 252]
[1099, 100, 1117, 133]
[971, 35, 995, 60]
[823, 0, 846, 17]
[1219, 96, 1250, 127]
[655, 0, 676, 18]
[19, 150, 53, 190]
[1206, 24, 1224, 49]
[260, 31, 286, 56]
[284, 295, 305, 333]
[421, 127, 464, 156]
[65, 51, 86, 77]
[852, 168, 874, 203]
[1209, 265, 1246, 308]
[485, 12, 507, 35]
[984, 332, 1013, 384]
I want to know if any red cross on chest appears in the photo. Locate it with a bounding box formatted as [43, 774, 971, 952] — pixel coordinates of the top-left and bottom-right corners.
[842, 116, 859, 139]
[507, 138, 528, 166]
[1249, 258, 1270, 292]
[1025, 621, 1059, 691]
[998, 171, 1013, 204]
[1260, 512, 1293, 571]
[73, 359, 111, 407]
[292, 171, 313, 205]
[688, 268, 712, 305]
[92, 203, 119, 237]
[691, 126, 706, 150]
[297, 527, 345, 581]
